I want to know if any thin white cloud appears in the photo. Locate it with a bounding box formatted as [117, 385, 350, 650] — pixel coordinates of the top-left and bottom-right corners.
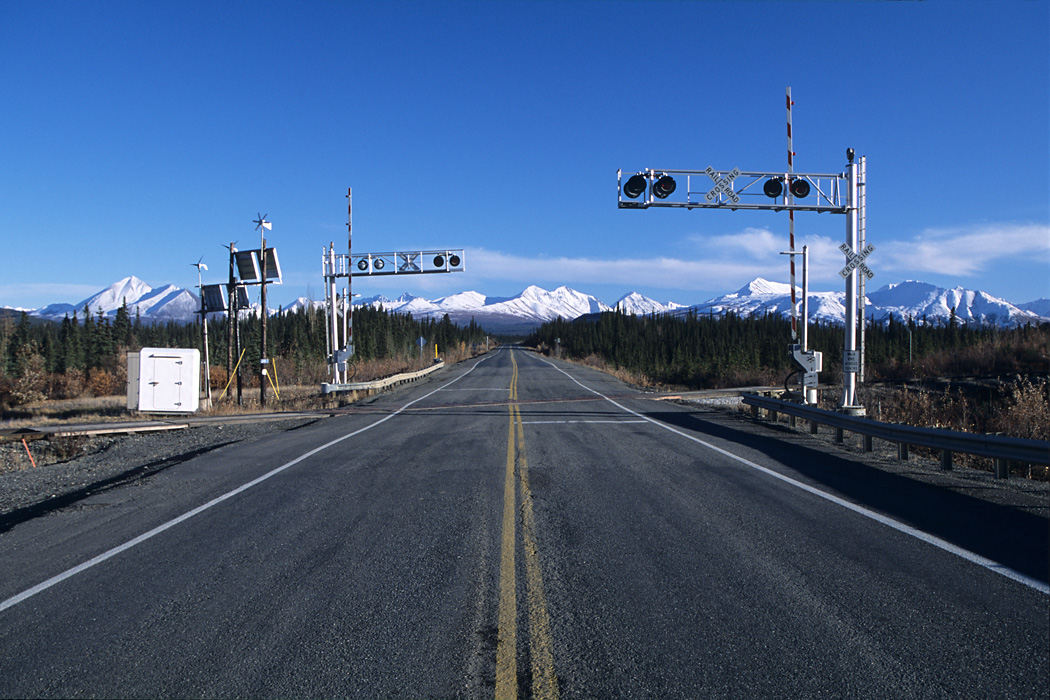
[0, 283, 103, 310]
[880, 223, 1050, 276]
[466, 247, 785, 292]
[704, 227, 786, 258]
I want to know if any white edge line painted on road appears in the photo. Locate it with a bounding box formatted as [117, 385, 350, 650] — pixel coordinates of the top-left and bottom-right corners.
[530, 353, 1050, 596]
[0, 352, 497, 615]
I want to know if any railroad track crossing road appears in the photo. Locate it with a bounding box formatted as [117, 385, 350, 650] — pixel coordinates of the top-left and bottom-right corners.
[1, 347, 1046, 698]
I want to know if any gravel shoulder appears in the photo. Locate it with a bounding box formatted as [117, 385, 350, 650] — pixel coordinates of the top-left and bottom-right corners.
[678, 396, 1049, 518]
[0, 417, 322, 521]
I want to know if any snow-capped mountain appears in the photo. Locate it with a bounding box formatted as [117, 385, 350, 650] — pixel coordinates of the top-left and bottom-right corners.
[1019, 298, 1050, 317]
[17, 276, 1049, 332]
[33, 276, 201, 323]
[865, 281, 1039, 326]
[689, 279, 843, 325]
[191, 286, 619, 332]
[615, 292, 687, 316]
[359, 285, 612, 333]
[686, 278, 1049, 328]
[281, 297, 325, 314]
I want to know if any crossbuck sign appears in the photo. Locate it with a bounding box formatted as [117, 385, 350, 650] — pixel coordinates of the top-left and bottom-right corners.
[705, 166, 741, 203]
[840, 242, 875, 280]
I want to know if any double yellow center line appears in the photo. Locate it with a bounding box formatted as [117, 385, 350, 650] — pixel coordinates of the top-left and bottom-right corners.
[496, 352, 559, 700]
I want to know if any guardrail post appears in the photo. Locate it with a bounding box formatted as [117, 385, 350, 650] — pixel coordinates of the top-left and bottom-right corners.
[995, 458, 1009, 480]
[835, 427, 844, 443]
[751, 404, 759, 418]
[940, 449, 953, 471]
[863, 435, 873, 452]
[898, 443, 909, 461]
[809, 420, 818, 434]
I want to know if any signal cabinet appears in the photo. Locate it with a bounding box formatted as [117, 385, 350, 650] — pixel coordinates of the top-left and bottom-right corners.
[126, 348, 200, 413]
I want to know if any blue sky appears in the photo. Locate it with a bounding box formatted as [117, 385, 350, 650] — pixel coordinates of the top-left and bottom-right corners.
[2, 0, 1048, 312]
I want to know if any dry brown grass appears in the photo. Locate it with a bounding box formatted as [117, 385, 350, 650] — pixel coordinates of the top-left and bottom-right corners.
[2, 347, 493, 428]
[564, 352, 781, 393]
[849, 377, 1049, 479]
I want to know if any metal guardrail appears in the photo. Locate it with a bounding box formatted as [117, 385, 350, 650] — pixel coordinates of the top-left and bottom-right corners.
[321, 362, 445, 395]
[741, 394, 1050, 476]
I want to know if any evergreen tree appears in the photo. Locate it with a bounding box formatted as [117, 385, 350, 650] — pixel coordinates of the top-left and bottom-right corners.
[114, 300, 133, 349]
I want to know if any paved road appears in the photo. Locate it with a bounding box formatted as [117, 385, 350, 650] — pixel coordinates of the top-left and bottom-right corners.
[1, 347, 1047, 698]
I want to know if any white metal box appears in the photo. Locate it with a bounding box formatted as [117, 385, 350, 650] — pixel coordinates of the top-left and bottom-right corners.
[128, 348, 200, 413]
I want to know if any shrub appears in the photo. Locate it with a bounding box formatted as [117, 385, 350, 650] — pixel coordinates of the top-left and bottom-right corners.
[47, 368, 85, 400]
[992, 377, 1049, 442]
[86, 368, 121, 397]
[11, 351, 46, 406]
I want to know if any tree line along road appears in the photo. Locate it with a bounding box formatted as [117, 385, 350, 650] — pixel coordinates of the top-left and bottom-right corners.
[0, 346, 1046, 698]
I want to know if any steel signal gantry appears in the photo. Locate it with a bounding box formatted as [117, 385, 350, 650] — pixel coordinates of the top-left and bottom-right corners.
[618, 167, 847, 214]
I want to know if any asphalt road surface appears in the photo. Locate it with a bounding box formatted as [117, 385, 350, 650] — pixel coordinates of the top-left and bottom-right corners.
[1, 347, 1047, 699]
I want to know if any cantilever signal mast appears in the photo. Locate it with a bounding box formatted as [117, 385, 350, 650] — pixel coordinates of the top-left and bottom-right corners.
[321, 188, 466, 391]
[616, 89, 870, 412]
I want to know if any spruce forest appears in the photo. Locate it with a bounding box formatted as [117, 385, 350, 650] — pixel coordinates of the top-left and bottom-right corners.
[526, 310, 1050, 389]
[527, 310, 1050, 464]
[0, 304, 488, 409]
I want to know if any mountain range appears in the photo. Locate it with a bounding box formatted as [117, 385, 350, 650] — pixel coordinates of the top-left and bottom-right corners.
[16, 275, 1050, 332]
[33, 276, 200, 324]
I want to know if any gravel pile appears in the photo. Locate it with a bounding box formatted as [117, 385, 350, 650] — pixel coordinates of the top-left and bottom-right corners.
[0, 417, 319, 518]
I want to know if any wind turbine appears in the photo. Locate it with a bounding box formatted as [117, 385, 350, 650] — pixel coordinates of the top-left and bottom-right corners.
[192, 256, 209, 285]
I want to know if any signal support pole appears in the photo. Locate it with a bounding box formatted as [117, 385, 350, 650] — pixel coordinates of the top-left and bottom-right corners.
[841, 158, 863, 413]
[786, 87, 798, 342]
[857, 155, 868, 385]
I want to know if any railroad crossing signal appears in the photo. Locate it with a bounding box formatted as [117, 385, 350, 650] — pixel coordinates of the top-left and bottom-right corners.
[348, 250, 464, 276]
[321, 190, 467, 391]
[618, 150, 869, 412]
[839, 242, 875, 280]
[617, 167, 847, 212]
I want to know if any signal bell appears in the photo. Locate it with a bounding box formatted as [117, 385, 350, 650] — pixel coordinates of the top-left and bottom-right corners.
[652, 175, 676, 199]
[623, 173, 647, 199]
